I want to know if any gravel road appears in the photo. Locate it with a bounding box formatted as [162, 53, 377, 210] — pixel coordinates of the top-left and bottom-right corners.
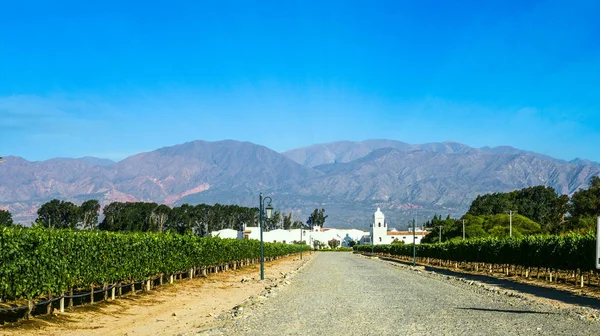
[206, 253, 600, 335]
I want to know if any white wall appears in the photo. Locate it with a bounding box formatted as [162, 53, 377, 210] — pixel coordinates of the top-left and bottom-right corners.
[210, 228, 240, 239]
[210, 227, 427, 246]
[384, 233, 426, 245]
[210, 227, 369, 248]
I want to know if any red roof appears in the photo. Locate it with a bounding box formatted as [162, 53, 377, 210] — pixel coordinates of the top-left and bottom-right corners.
[387, 231, 427, 236]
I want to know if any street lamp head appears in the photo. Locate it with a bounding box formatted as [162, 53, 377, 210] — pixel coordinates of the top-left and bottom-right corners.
[265, 204, 273, 219]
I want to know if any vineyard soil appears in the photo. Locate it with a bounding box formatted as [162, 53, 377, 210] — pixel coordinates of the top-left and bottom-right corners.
[0, 253, 313, 336]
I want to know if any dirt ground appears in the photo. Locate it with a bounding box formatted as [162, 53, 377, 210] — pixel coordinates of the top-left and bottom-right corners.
[0, 252, 314, 336]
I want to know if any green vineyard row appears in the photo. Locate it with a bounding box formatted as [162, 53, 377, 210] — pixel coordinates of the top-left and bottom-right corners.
[355, 232, 596, 271]
[0, 226, 309, 300]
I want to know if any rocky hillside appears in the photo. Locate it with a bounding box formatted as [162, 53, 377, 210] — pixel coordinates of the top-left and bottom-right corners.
[2, 139, 599, 228]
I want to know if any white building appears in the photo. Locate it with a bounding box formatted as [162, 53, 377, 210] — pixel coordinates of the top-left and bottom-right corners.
[361, 207, 428, 245]
[211, 208, 428, 247]
[212, 224, 368, 248]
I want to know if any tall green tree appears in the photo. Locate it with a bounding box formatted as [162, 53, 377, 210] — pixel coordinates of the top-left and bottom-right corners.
[266, 210, 282, 230]
[37, 199, 79, 229]
[152, 204, 171, 232]
[467, 186, 569, 233]
[0, 209, 13, 226]
[167, 204, 196, 234]
[512, 186, 565, 229]
[290, 220, 304, 229]
[99, 202, 125, 231]
[79, 199, 100, 229]
[283, 213, 293, 230]
[423, 214, 461, 243]
[97, 201, 260, 235]
[568, 176, 600, 232]
[468, 193, 512, 217]
[547, 195, 570, 234]
[308, 208, 328, 228]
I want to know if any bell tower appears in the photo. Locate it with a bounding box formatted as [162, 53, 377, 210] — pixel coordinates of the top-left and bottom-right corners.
[372, 207, 387, 245]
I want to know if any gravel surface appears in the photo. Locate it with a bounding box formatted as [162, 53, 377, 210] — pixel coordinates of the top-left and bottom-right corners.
[201, 253, 600, 336]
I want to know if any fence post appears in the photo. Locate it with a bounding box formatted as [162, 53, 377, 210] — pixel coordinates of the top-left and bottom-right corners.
[26, 300, 33, 320]
[69, 288, 74, 310]
[60, 293, 65, 313]
[111, 284, 116, 300]
[47, 291, 53, 315]
[170, 274, 174, 284]
[90, 285, 94, 304]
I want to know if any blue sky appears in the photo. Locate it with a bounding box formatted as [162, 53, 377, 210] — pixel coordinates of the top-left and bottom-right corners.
[1, 0, 599, 162]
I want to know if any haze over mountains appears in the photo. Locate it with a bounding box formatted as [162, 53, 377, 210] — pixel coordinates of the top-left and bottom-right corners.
[2, 139, 599, 228]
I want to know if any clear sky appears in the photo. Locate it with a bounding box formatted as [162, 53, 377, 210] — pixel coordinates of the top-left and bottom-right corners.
[1, 0, 599, 162]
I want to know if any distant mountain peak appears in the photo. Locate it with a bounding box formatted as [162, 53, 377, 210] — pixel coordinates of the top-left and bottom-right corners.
[569, 158, 600, 167]
[3, 139, 600, 228]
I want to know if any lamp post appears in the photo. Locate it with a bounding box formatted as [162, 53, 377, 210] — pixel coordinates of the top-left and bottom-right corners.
[259, 193, 273, 281]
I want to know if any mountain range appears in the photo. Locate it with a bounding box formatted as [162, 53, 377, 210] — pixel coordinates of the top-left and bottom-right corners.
[2, 139, 599, 228]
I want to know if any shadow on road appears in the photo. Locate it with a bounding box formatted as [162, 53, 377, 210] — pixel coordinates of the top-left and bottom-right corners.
[379, 256, 600, 311]
[454, 307, 553, 315]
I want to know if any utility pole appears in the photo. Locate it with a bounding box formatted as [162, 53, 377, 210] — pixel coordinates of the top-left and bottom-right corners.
[506, 210, 517, 237]
[462, 219, 466, 240]
[412, 217, 416, 266]
[371, 222, 374, 255]
[299, 224, 303, 260]
[437, 225, 444, 243]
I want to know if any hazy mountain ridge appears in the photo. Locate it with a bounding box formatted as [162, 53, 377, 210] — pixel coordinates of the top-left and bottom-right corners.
[283, 139, 593, 168]
[2, 139, 599, 228]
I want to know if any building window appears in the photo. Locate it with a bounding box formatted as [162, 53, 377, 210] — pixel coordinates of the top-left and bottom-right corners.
[379, 237, 382, 242]
[378, 222, 381, 227]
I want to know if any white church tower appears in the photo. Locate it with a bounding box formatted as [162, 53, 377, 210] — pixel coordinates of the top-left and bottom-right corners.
[372, 207, 387, 245]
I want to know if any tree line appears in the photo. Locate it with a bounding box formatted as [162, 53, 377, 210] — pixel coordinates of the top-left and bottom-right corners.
[0, 199, 328, 236]
[423, 177, 600, 242]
